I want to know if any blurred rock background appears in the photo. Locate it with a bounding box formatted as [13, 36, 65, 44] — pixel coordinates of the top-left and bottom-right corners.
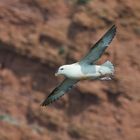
[0, 0, 139, 140]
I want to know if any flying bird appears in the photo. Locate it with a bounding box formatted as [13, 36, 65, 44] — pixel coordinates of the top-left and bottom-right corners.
[41, 25, 116, 106]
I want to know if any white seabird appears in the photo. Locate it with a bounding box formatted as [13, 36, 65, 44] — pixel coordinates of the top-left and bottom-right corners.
[41, 25, 116, 106]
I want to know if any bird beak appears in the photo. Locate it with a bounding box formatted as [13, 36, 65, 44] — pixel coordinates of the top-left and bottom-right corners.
[55, 72, 59, 76]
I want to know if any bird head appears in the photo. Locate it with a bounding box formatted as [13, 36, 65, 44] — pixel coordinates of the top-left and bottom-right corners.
[55, 65, 68, 76]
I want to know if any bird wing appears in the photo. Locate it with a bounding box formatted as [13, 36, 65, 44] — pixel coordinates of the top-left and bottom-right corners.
[79, 25, 116, 65]
[41, 78, 78, 106]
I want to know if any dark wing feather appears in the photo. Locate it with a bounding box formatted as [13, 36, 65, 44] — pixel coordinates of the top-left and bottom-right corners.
[41, 78, 78, 106]
[79, 25, 116, 64]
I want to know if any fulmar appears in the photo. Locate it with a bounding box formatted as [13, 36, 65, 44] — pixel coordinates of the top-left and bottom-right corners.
[41, 25, 116, 106]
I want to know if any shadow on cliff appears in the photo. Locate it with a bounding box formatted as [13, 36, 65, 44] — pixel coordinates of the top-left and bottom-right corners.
[0, 45, 58, 94]
[66, 88, 101, 116]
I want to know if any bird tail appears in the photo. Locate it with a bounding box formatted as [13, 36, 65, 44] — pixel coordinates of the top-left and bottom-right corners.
[101, 61, 114, 74]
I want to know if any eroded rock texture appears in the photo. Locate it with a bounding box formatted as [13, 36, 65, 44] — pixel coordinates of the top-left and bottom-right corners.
[0, 0, 140, 140]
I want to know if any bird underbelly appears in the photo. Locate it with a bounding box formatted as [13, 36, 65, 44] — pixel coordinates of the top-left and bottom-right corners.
[65, 65, 102, 80]
[76, 72, 101, 80]
[78, 75, 92, 80]
[66, 73, 95, 80]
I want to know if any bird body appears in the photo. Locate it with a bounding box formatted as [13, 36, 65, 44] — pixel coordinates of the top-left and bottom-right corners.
[41, 25, 117, 106]
[55, 61, 114, 80]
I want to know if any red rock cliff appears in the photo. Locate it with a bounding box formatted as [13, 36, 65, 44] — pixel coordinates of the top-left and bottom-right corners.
[0, 0, 140, 140]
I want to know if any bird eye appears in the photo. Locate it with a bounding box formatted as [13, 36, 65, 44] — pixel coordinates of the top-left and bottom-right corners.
[60, 68, 64, 70]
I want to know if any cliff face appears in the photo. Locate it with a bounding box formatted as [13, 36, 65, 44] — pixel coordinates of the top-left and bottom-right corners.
[0, 0, 140, 140]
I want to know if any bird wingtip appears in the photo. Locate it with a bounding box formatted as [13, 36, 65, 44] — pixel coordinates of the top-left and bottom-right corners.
[111, 24, 116, 28]
[111, 24, 117, 31]
[40, 100, 49, 107]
